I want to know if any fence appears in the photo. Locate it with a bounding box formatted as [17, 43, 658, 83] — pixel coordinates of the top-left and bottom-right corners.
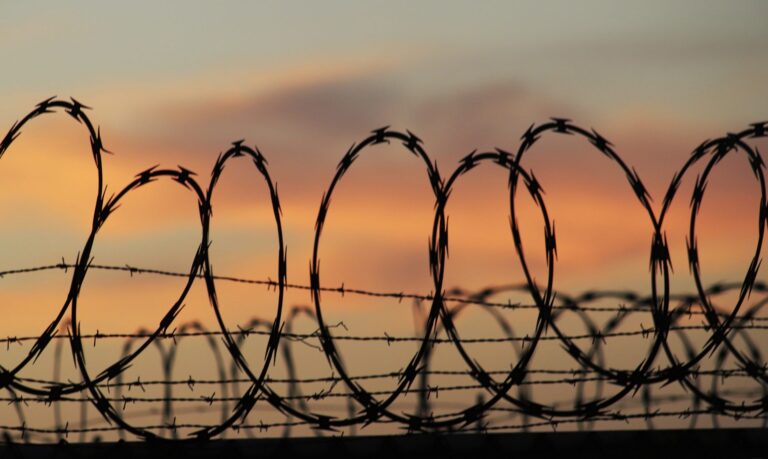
[0, 98, 766, 442]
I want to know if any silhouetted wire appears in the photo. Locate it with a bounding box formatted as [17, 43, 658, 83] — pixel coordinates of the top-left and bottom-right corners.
[1, 98, 767, 442]
[0, 409, 762, 438]
[5, 263, 768, 320]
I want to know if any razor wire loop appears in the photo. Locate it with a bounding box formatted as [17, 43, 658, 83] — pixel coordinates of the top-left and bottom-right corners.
[309, 127, 450, 429]
[704, 285, 768, 424]
[709, 295, 768, 428]
[69, 166, 211, 440]
[437, 285, 610, 428]
[423, 150, 554, 428]
[0, 98, 767, 440]
[226, 316, 301, 437]
[195, 141, 286, 439]
[508, 120, 670, 418]
[113, 322, 231, 440]
[65, 143, 285, 440]
[226, 317, 273, 439]
[227, 308, 358, 437]
[412, 285, 542, 430]
[61, 143, 285, 439]
[655, 129, 768, 415]
[0, 98, 106, 397]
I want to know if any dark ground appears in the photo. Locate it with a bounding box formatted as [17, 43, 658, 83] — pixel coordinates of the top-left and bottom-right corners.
[0, 428, 766, 459]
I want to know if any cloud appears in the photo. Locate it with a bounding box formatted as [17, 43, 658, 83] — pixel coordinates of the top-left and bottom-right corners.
[123, 68, 576, 174]
[20, 64, 760, 304]
[131, 69, 399, 154]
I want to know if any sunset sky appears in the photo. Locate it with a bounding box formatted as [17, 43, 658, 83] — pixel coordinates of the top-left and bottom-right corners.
[0, 1, 766, 321]
[0, 0, 765, 381]
[1, 1, 767, 322]
[1, 1, 768, 440]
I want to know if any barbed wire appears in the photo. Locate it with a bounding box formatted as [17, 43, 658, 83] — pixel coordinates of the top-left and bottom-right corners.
[0, 295, 766, 442]
[6, 262, 768, 319]
[4, 409, 759, 439]
[0, 98, 767, 442]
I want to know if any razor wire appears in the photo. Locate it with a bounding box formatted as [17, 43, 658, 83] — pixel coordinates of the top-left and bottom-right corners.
[0, 98, 766, 441]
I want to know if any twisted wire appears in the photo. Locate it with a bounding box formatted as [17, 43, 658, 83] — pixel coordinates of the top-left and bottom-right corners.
[0, 98, 766, 441]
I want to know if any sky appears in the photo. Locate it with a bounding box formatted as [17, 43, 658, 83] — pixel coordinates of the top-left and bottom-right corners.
[0, 1, 767, 438]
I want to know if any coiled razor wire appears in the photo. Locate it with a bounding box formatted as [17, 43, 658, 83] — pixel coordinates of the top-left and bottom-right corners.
[0, 98, 766, 441]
